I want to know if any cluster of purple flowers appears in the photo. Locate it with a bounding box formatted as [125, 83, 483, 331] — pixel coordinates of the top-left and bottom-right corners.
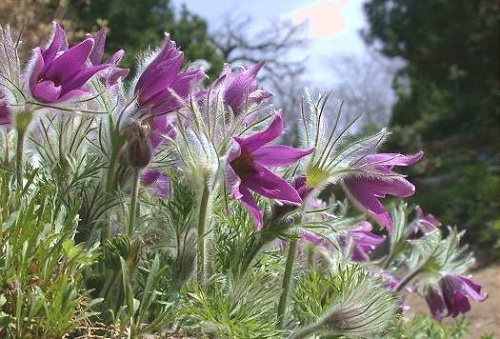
[0, 22, 486, 323]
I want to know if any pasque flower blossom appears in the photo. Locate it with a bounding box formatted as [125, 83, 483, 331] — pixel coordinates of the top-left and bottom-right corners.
[227, 114, 314, 230]
[341, 151, 424, 232]
[29, 22, 108, 103]
[134, 34, 206, 117]
[424, 274, 487, 321]
[214, 61, 272, 116]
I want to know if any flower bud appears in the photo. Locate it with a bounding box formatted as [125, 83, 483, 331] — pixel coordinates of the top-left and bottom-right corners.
[120, 119, 153, 168]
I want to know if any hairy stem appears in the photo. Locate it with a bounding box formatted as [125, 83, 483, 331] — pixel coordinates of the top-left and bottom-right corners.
[396, 265, 424, 293]
[196, 183, 210, 286]
[15, 129, 24, 187]
[288, 321, 322, 339]
[127, 169, 141, 237]
[277, 236, 298, 329]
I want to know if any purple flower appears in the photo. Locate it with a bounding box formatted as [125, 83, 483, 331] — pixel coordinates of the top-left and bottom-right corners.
[424, 274, 487, 321]
[215, 61, 272, 116]
[29, 22, 108, 103]
[227, 114, 314, 230]
[142, 169, 171, 198]
[134, 34, 206, 117]
[86, 28, 129, 86]
[339, 221, 385, 262]
[341, 151, 424, 232]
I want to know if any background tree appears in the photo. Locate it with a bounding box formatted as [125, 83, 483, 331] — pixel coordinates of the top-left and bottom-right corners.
[0, 0, 224, 78]
[363, 0, 500, 261]
[67, 0, 223, 77]
[325, 51, 399, 132]
[210, 14, 310, 129]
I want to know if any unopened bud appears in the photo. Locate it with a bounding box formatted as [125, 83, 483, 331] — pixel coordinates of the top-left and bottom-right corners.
[120, 118, 152, 168]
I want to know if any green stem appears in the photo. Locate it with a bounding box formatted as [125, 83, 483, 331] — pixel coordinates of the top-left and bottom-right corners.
[100, 149, 119, 246]
[15, 129, 24, 187]
[277, 236, 298, 329]
[197, 183, 210, 286]
[106, 150, 118, 194]
[127, 169, 141, 237]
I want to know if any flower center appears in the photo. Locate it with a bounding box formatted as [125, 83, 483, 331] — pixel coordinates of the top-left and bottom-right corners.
[38, 74, 62, 86]
[230, 149, 256, 178]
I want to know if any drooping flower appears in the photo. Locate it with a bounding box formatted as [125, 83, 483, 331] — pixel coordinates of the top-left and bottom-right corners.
[134, 34, 206, 117]
[424, 274, 487, 321]
[86, 28, 129, 86]
[338, 221, 385, 262]
[214, 61, 272, 116]
[29, 22, 108, 103]
[341, 151, 424, 232]
[227, 114, 314, 230]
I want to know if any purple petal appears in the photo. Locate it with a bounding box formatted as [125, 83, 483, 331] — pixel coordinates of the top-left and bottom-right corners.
[149, 116, 176, 149]
[356, 151, 424, 173]
[169, 69, 206, 97]
[243, 164, 302, 205]
[252, 145, 314, 167]
[106, 67, 130, 86]
[137, 54, 183, 104]
[88, 27, 106, 65]
[42, 22, 68, 63]
[142, 169, 171, 198]
[238, 184, 264, 230]
[425, 287, 449, 321]
[444, 275, 487, 303]
[55, 88, 92, 103]
[61, 64, 108, 95]
[29, 48, 45, 93]
[142, 170, 161, 185]
[416, 205, 441, 231]
[224, 61, 265, 115]
[135, 38, 183, 103]
[106, 49, 125, 64]
[248, 89, 272, 105]
[234, 114, 283, 152]
[44, 38, 95, 82]
[342, 178, 394, 231]
[292, 175, 313, 200]
[31, 80, 62, 103]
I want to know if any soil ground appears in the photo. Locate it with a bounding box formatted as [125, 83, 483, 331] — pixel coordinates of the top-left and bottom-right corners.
[406, 264, 500, 338]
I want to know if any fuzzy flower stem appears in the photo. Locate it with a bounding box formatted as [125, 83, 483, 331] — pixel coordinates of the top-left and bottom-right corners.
[15, 129, 24, 187]
[105, 149, 118, 195]
[396, 265, 425, 293]
[127, 169, 141, 237]
[289, 321, 323, 339]
[277, 236, 298, 329]
[197, 183, 210, 286]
